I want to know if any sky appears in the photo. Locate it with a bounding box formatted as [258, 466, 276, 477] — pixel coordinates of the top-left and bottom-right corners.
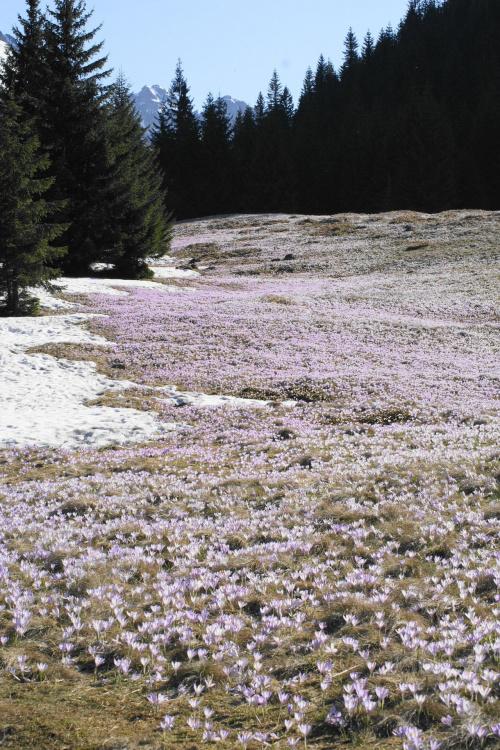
[1, 0, 411, 108]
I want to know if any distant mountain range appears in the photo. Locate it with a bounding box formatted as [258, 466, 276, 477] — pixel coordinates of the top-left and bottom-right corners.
[133, 85, 249, 131]
[0, 31, 15, 62]
[0, 31, 15, 47]
[0, 32, 249, 132]
[133, 85, 168, 131]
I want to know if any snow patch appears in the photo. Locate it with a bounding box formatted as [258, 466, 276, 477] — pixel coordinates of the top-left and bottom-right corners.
[0, 313, 108, 350]
[51, 277, 176, 296]
[31, 275, 193, 310]
[160, 385, 273, 408]
[0, 271, 286, 452]
[0, 313, 176, 450]
[151, 266, 199, 279]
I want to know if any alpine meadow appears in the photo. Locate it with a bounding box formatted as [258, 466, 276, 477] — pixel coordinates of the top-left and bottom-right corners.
[1, 2, 500, 750]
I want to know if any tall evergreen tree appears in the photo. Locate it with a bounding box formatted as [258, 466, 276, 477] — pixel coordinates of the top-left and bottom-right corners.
[293, 56, 339, 213]
[151, 60, 201, 219]
[0, 0, 47, 121]
[252, 72, 295, 212]
[104, 73, 172, 278]
[199, 93, 232, 216]
[231, 106, 257, 212]
[266, 70, 283, 110]
[340, 28, 360, 80]
[361, 30, 375, 61]
[0, 96, 65, 315]
[281, 86, 294, 126]
[298, 67, 315, 108]
[293, 67, 318, 212]
[40, 0, 113, 274]
[253, 92, 266, 126]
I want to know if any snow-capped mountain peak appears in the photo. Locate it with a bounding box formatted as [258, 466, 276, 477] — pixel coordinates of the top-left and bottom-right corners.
[220, 95, 249, 120]
[133, 86, 249, 131]
[0, 31, 15, 47]
[0, 40, 8, 63]
[136, 84, 169, 106]
[0, 30, 16, 68]
[133, 84, 170, 130]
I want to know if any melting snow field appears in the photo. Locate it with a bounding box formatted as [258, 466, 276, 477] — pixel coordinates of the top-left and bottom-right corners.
[0, 270, 274, 449]
[0, 307, 178, 449]
[2, 211, 500, 750]
[0, 274, 188, 449]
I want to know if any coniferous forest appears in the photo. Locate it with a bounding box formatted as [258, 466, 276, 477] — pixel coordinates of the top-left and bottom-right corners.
[157, 0, 500, 220]
[0, 0, 499, 313]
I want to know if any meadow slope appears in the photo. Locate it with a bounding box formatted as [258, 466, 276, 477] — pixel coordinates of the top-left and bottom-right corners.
[1, 210, 500, 750]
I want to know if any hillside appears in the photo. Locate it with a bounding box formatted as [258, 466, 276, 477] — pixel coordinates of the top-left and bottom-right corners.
[1, 211, 500, 749]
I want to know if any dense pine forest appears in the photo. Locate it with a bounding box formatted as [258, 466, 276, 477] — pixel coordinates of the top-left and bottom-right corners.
[0, 0, 499, 313]
[157, 0, 500, 219]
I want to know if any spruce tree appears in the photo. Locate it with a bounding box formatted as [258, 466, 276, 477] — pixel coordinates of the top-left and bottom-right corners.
[105, 73, 172, 278]
[231, 106, 257, 212]
[199, 93, 232, 216]
[293, 56, 339, 213]
[294, 68, 317, 212]
[0, 96, 65, 315]
[40, 0, 113, 274]
[253, 93, 266, 126]
[281, 86, 294, 126]
[151, 61, 201, 219]
[314, 55, 328, 93]
[266, 71, 282, 110]
[0, 0, 47, 121]
[340, 28, 360, 80]
[252, 72, 295, 212]
[298, 67, 315, 109]
[361, 30, 375, 61]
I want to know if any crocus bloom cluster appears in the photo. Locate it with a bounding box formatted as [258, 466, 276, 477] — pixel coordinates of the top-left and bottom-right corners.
[1, 210, 500, 747]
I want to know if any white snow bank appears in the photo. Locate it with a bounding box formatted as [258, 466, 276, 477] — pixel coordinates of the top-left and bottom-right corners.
[34, 276, 190, 311]
[35, 288, 80, 311]
[0, 270, 287, 451]
[151, 266, 200, 279]
[0, 313, 176, 450]
[160, 385, 295, 409]
[147, 255, 201, 276]
[51, 277, 174, 295]
[0, 313, 109, 349]
[88, 260, 199, 279]
[0, 348, 175, 449]
[146, 254, 178, 265]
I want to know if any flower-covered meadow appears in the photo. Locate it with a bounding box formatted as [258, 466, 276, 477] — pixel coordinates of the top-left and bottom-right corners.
[1, 210, 500, 749]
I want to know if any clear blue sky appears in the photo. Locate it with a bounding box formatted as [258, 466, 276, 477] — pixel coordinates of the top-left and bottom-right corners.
[2, 0, 411, 108]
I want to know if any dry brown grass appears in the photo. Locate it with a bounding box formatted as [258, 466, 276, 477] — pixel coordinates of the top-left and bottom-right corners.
[299, 218, 357, 237]
[388, 213, 430, 224]
[260, 295, 297, 306]
[0, 678, 163, 750]
[170, 241, 221, 259]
